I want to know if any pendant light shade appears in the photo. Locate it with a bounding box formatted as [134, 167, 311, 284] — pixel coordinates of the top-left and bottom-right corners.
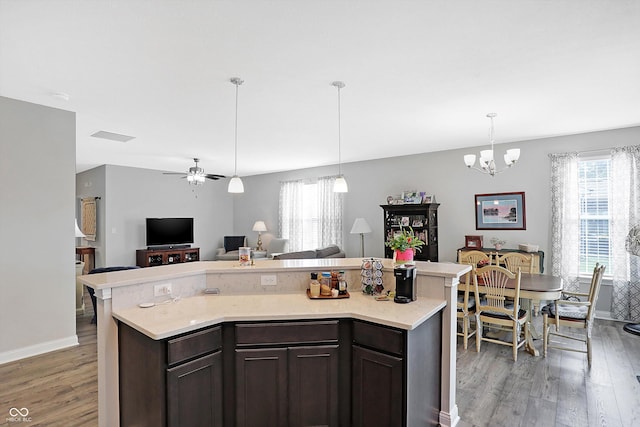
[228, 77, 245, 193]
[331, 81, 348, 193]
[228, 176, 244, 193]
[334, 175, 348, 193]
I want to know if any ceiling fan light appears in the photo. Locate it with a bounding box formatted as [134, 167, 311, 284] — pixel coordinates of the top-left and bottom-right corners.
[334, 175, 348, 193]
[228, 175, 244, 193]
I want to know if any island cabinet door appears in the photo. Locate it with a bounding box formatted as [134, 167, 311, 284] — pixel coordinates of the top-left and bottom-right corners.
[235, 348, 289, 427]
[166, 351, 223, 427]
[288, 345, 339, 427]
[352, 345, 404, 427]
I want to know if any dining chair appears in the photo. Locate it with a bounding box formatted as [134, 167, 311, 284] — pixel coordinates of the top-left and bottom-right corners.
[458, 249, 491, 267]
[496, 252, 534, 274]
[542, 263, 606, 366]
[457, 251, 491, 349]
[474, 265, 528, 361]
[457, 267, 477, 349]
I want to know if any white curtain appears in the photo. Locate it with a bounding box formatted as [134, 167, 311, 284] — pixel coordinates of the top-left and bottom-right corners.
[610, 145, 640, 321]
[317, 176, 344, 248]
[279, 180, 304, 252]
[549, 152, 581, 292]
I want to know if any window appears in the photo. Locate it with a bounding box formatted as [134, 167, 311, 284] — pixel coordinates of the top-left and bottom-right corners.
[279, 177, 343, 252]
[578, 157, 612, 275]
[301, 183, 319, 250]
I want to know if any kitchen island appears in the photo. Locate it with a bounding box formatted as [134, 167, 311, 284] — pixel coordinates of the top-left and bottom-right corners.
[80, 258, 470, 427]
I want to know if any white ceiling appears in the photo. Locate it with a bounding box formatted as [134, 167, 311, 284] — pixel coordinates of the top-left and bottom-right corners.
[1, 1, 639, 177]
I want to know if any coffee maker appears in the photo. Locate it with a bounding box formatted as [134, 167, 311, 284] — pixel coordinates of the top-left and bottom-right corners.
[393, 266, 416, 303]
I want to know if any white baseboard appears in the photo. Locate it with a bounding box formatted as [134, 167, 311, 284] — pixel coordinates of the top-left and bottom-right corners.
[595, 310, 628, 322]
[0, 335, 79, 365]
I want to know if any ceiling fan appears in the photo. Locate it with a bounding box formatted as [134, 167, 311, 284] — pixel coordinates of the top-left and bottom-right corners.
[163, 158, 225, 185]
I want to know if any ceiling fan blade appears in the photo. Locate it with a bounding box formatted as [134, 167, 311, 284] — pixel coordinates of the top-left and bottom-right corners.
[163, 172, 187, 176]
[205, 174, 226, 180]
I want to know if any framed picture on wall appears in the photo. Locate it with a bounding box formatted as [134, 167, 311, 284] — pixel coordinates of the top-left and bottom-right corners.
[475, 192, 526, 230]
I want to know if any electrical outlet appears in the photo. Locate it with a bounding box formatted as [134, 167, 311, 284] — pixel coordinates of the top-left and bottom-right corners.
[154, 283, 172, 297]
[261, 275, 277, 286]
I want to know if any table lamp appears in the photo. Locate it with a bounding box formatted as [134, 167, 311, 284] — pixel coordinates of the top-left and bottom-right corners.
[75, 219, 86, 238]
[350, 218, 372, 257]
[252, 221, 267, 251]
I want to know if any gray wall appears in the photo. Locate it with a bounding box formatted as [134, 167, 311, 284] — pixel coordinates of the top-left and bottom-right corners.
[77, 164, 234, 266]
[0, 96, 77, 363]
[236, 126, 640, 264]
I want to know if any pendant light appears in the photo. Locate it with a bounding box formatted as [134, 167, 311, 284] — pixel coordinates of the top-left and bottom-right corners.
[463, 113, 520, 177]
[228, 77, 245, 193]
[331, 81, 348, 193]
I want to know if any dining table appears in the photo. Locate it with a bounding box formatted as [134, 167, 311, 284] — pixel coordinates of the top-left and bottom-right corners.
[463, 272, 564, 356]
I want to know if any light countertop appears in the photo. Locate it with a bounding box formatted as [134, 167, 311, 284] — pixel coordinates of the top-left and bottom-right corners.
[79, 258, 469, 290]
[112, 291, 447, 339]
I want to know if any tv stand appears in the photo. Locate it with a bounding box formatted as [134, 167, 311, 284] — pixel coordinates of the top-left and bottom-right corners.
[136, 247, 200, 268]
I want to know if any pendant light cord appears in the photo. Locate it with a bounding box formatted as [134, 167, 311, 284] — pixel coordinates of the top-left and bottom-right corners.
[337, 84, 342, 175]
[234, 80, 239, 176]
[332, 81, 345, 176]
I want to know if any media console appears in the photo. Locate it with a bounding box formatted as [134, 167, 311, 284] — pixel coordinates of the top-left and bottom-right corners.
[136, 247, 200, 268]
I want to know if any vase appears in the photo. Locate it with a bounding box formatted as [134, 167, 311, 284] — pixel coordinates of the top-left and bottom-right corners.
[494, 244, 503, 251]
[394, 248, 414, 265]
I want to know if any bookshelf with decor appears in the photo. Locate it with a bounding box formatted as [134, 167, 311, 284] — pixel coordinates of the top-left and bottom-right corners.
[381, 204, 439, 262]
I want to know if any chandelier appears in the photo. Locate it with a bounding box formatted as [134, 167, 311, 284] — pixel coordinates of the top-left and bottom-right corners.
[463, 113, 520, 177]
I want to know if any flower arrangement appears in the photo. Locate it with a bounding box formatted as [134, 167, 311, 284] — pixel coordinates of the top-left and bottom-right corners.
[490, 237, 506, 246]
[385, 227, 425, 252]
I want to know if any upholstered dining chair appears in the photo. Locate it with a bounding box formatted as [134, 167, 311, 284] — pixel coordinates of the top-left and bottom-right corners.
[496, 252, 534, 274]
[457, 266, 477, 349]
[542, 263, 606, 366]
[474, 265, 528, 361]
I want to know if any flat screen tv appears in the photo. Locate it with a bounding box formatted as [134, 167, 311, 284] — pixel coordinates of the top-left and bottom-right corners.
[146, 218, 194, 248]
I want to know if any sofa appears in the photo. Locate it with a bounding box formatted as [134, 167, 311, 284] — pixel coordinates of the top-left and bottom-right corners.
[215, 236, 289, 260]
[272, 244, 345, 260]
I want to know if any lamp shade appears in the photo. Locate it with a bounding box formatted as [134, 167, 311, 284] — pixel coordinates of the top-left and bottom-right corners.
[350, 218, 372, 234]
[252, 221, 267, 232]
[75, 219, 86, 238]
[333, 175, 348, 193]
[228, 175, 244, 193]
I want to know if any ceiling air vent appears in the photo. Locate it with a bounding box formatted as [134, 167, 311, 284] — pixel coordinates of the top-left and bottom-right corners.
[90, 131, 135, 143]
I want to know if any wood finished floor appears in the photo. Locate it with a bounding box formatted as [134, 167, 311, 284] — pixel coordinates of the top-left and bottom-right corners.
[1, 300, 639, 427]
[456, 316, 640, 427]
[0, 297, 97, 427]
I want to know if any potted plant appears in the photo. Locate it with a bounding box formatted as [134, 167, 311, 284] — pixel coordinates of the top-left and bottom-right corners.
[490, 237, 506, 250]
[385, 227, 425, 264]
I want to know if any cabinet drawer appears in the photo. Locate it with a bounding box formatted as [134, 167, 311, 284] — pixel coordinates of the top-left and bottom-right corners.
[167, 326, 222, 366]
[235, 321, 339, 346]
[353, 321, 404, 356]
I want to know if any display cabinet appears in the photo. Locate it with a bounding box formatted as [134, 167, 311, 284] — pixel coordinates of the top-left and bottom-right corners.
[381, 204, 439, 262]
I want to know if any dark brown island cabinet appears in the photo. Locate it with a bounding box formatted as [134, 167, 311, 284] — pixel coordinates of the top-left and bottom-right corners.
[118, 312, 442, 427]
